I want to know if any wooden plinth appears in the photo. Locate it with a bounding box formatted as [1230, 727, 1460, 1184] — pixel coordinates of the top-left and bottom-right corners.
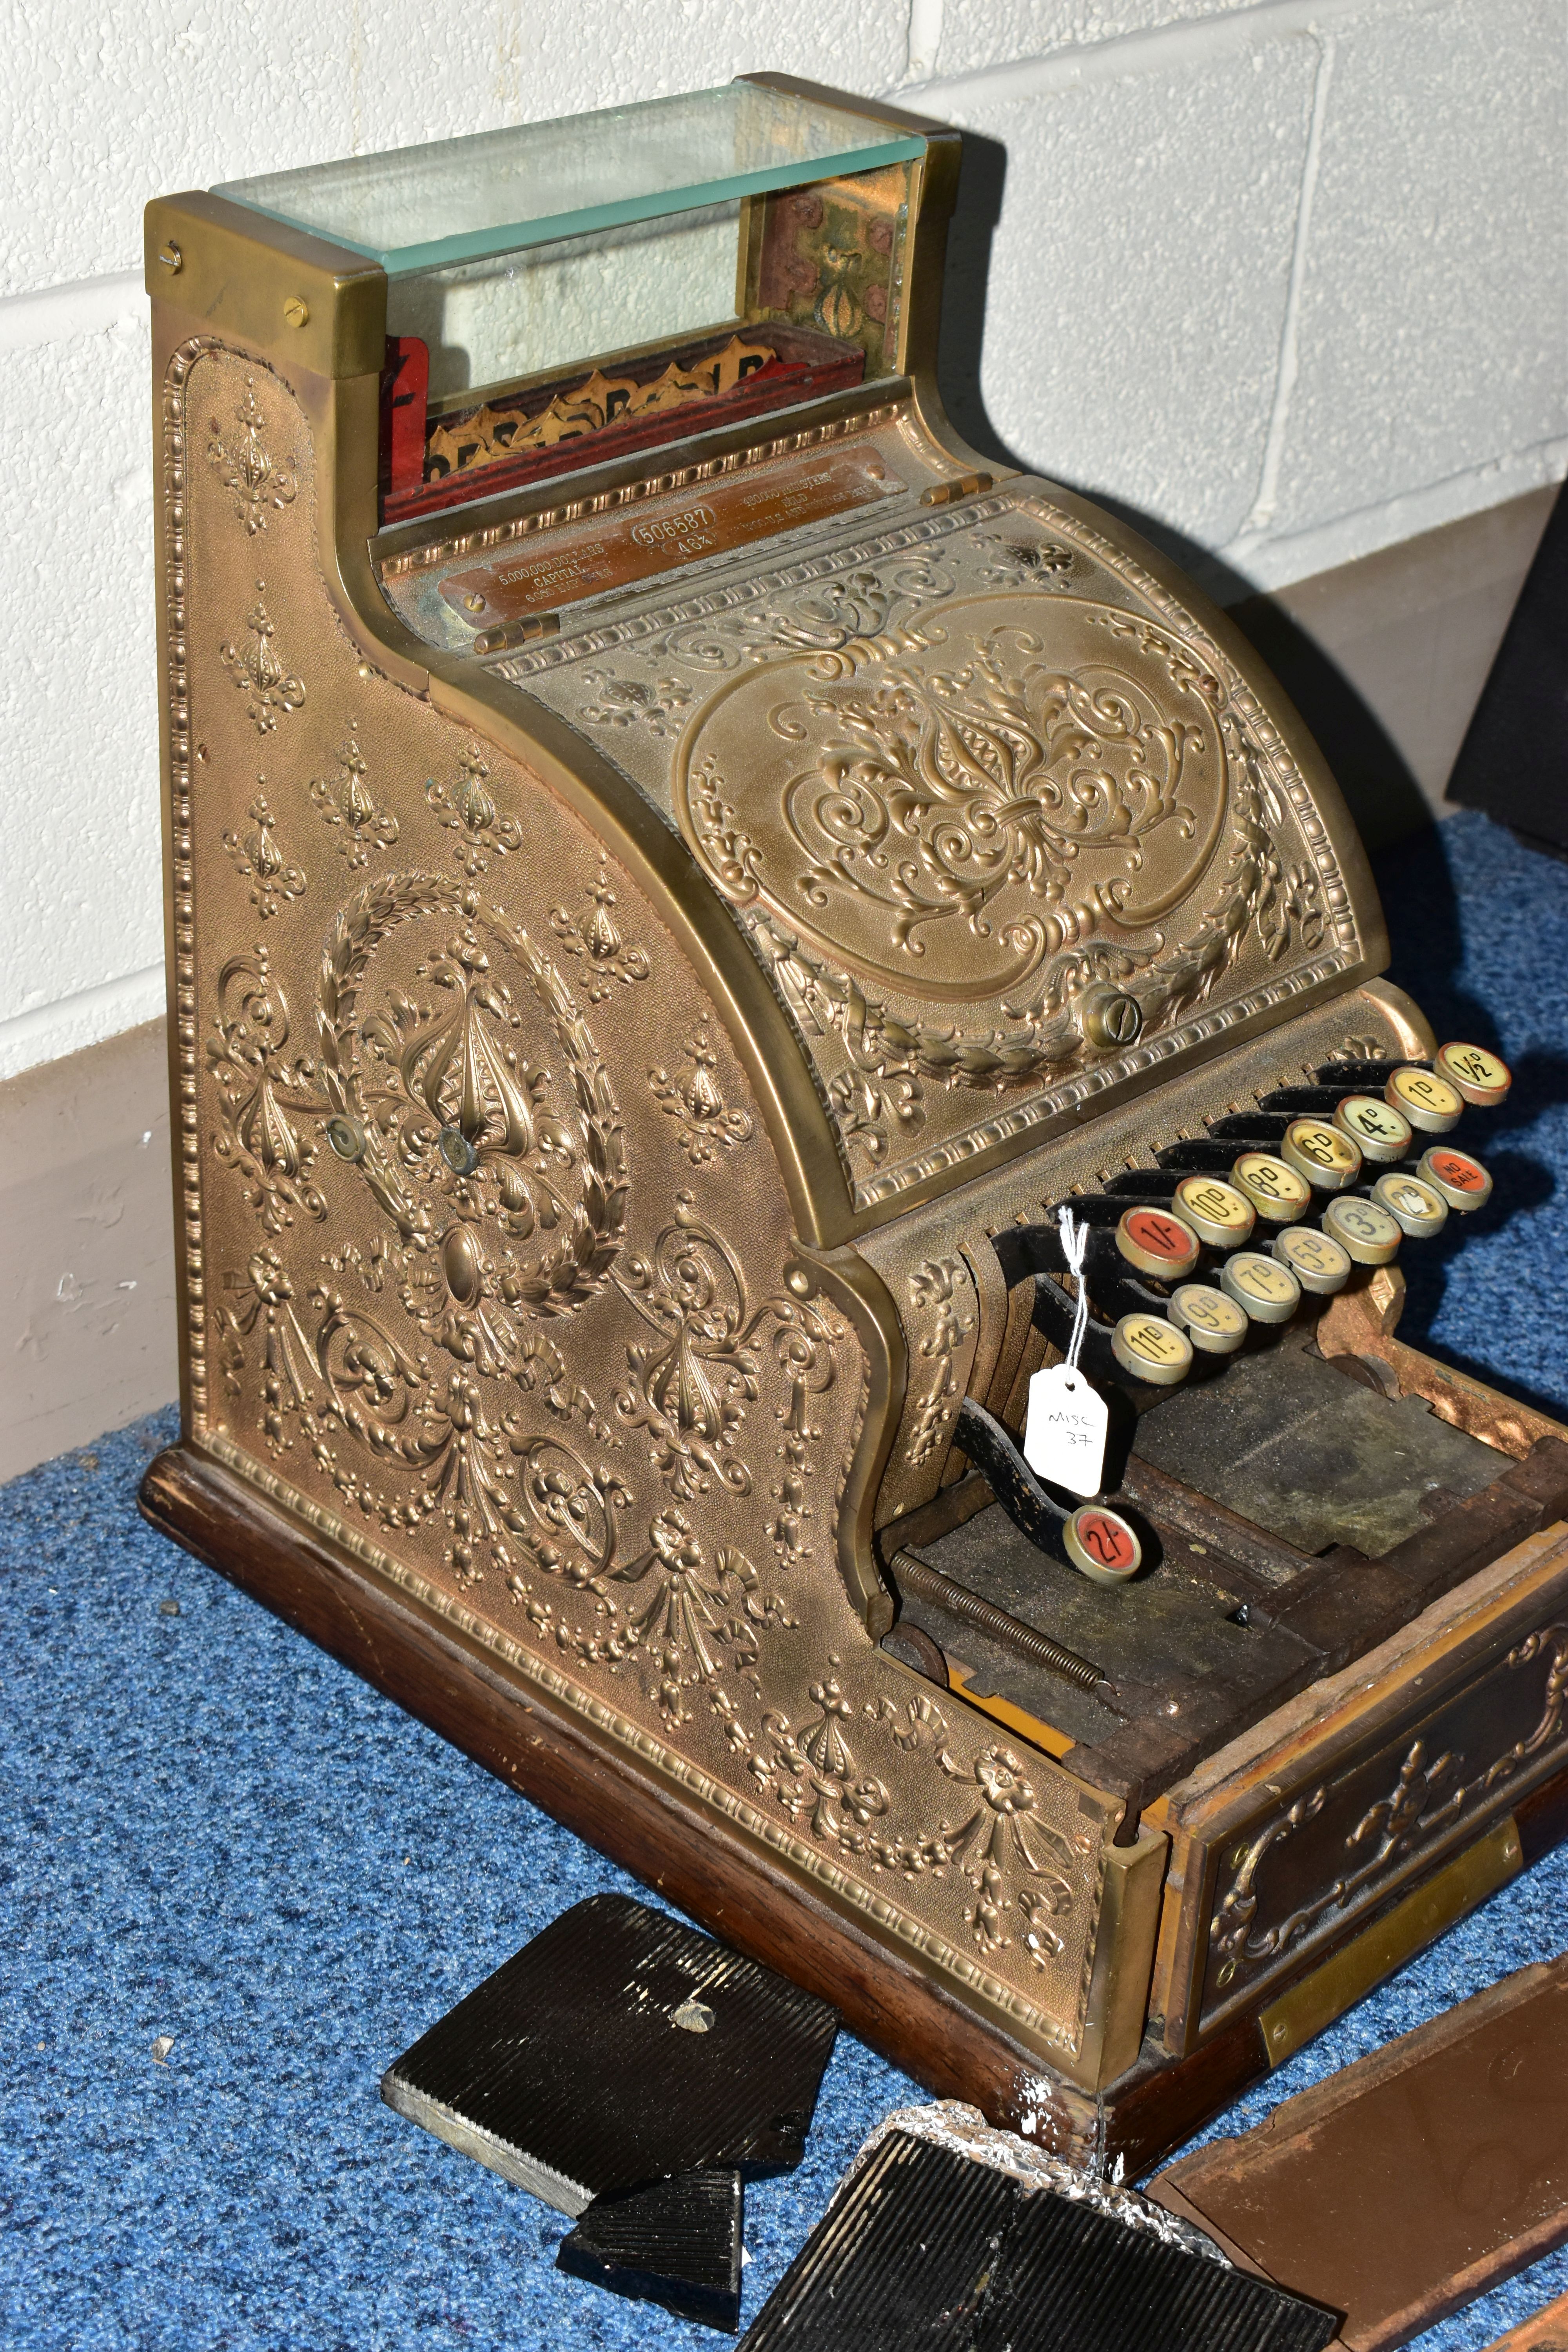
[138, 1441, 1568, 2178]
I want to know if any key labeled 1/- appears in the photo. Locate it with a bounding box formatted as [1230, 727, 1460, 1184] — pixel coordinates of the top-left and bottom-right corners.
[1023, 1363, 1109, 1498]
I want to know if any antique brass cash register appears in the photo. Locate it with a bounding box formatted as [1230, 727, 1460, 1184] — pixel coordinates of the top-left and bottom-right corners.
[141, 77, 1568, 2172]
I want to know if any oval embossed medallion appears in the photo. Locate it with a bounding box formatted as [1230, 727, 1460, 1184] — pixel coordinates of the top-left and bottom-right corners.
[673, 595, 1231, 1003]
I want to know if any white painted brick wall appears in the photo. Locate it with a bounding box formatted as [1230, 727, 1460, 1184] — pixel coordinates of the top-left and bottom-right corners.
[1, 0, 1563, 1078]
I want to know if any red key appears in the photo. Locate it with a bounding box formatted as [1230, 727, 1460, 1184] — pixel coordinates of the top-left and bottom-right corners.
[1417, 1145, 1493, 1212]
[1065, 1505, 1142, 1583]
[1116, 1207, 1200, 1279]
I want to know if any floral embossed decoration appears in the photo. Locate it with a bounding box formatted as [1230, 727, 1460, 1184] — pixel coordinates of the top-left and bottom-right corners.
[220, 584, 306, 733]
[425, 745, 522, 875]
[579, 669, 691, 737]
[649, 1029, 753, 1165]
[207, 378, 297, 534]
[309, 731, 399, 866]
[222, 789, 307, 917]
[550, 865, 651, 1001]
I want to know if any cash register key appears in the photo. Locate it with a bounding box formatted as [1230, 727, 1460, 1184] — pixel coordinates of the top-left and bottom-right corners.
[1372, 1170, 1449, 1238]
[1220, 1250, 1302, 1325]
[1172, 1174, 1255, 1247]
[1322, 1193, 1403, 1265]
[1064, 1504, 1143, 1586]
[1385, 1065, 1464, 1132]
[1271, 1224, 1352, 1295]
[1333, 1093, 1413, 1163]
[1280, 1117, 1363, 1192]
[1111, 1312, 1194, 1386]
[1116, 1206, 1201, 1280]
[1434, 1040, 1512, 1107]
[1231, 1152, 1313, 1223]
[1417, 1144, 1494, 1212]
[1169, 1283, 1249, 1354]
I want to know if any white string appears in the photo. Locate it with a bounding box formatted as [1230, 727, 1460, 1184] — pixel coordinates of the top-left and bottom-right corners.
[1057, 1205, 1090, 1379]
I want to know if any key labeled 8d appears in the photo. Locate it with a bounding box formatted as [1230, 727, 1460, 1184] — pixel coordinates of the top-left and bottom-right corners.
[1231, 1152, 1312, 1222]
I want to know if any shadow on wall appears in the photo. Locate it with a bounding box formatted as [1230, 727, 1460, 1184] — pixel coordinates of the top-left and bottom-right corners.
[934, 129, 1432, 858]
[935, 130, 1568, 1412]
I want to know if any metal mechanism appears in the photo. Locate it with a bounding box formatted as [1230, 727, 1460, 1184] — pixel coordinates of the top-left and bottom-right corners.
[889, 1548, 1105, 1693]
[138, 75, 1568, 2159]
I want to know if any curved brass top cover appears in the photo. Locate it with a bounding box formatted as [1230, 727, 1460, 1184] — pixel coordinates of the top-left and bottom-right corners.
[511, 475, 1380, 1217]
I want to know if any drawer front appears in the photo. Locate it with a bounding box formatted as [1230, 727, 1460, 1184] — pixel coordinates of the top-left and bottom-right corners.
[1154, 1530, 1568, 2053]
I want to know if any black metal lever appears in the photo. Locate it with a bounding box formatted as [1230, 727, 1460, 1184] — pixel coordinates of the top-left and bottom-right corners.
[954, 1398, 1153, 1575]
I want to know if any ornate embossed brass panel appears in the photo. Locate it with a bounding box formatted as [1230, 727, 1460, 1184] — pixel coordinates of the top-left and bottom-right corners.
[141, 80, 1565, 2142]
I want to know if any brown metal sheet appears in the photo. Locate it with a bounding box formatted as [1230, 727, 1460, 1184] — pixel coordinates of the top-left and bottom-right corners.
[439, 451, 891, 622]
[1483, 2290, 1568, 2349]
[1147, 1956, 1568, 2350]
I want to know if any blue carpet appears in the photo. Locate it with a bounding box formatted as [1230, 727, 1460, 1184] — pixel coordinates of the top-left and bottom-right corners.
[2, 811, 1566, 2351]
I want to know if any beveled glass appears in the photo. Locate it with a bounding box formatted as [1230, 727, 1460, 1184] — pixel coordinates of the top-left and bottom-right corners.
[216, 83, 923, 273]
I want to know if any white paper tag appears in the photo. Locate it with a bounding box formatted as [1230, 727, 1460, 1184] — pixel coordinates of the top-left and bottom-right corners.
[1023, 1362, 1109, 1497]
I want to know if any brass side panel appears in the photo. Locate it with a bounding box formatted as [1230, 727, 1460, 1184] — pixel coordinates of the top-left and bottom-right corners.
[506, 480, 1385, 1218]
[1149, 1527, 1568, 2054]
[160, 334, 1135, 2083]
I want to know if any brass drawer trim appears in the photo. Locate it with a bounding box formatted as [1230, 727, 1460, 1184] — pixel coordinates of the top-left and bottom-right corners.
[1257, 1813, 1522, 2068]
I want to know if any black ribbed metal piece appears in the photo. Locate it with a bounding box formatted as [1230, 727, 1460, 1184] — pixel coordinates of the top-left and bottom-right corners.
[557, 2167, 744, 2332]
[741, 2132, 1019, 2350]
[381, 1895, 838, 2209]
[975, 2179, 1341, 2352]
[741, 2134, 1342, 2351]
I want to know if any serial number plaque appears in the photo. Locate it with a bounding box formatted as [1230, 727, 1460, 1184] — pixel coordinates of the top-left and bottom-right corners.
[439, 454, 894, 626]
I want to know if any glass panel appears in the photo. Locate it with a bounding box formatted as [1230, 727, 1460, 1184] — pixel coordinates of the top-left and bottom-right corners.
[389, 203, 741, 402]
[216, 83, 923, 273]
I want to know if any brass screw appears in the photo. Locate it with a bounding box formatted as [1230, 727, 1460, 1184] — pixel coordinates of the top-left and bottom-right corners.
[158, 241, 182, 273]
[283, 296, 309, 328]
[462, 593, 487, 613]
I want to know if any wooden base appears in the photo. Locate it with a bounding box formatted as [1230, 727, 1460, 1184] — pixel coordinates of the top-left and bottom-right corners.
[138, 1440, 1568, 2178]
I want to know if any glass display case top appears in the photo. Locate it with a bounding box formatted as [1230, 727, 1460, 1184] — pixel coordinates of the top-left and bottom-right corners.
[215, 82, 924, 275]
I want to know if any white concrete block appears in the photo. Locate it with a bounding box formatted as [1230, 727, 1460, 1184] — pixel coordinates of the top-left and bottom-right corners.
[1263, 0, 1568, 541]
[2, 1, 912, 296]
[950, 37, 1318, 551]
[930, 0, 1259, 81]
[0, 316, 162, 1072]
